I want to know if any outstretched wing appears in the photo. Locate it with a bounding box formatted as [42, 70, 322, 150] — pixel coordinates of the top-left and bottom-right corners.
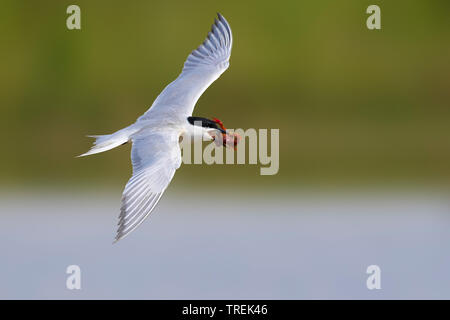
[115, 130, 181, 242]
[138, 13, 233, 122]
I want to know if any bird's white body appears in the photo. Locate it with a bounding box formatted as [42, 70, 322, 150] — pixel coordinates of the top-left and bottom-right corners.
[79, 14, 233, 242]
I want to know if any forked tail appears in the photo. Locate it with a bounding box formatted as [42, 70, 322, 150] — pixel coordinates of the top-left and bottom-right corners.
[77, 125, 139, 157]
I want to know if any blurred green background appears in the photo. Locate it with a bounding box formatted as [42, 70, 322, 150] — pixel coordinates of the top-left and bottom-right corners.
[0, 0, 449, 190]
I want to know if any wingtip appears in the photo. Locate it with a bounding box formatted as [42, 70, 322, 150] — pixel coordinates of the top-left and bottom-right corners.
[216, 13, 225, 25]
[216, 12, 227, 23]
[113, 233, 123, 244]
[113, 233, 127, 244]
[215, 13, 232, 40]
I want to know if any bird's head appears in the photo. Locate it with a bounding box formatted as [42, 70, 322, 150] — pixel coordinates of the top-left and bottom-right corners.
[187, 116, 241, 149]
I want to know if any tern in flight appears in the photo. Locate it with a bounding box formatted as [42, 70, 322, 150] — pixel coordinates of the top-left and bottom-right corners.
[79, 13, 239, 242]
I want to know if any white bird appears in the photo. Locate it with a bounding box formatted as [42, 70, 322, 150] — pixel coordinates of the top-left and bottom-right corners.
[79, 13, 239, 242]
